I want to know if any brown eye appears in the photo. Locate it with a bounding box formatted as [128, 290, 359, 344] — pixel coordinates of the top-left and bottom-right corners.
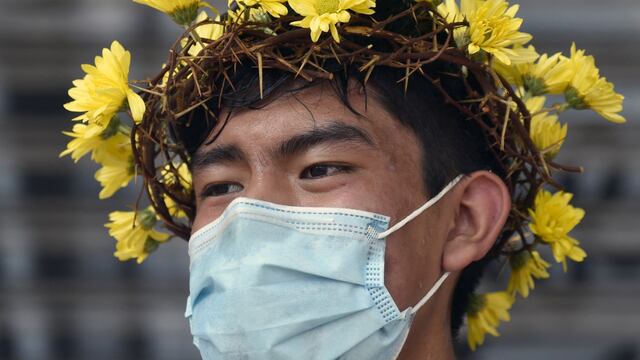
[201, 183, 244, 197]
[300, 164, 352, 179]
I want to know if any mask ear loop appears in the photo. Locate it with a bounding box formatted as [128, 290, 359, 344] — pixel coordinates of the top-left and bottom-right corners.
[377, 174, 465, 239]
[410, 271, 450, 314]
[373, 175, 462, 315]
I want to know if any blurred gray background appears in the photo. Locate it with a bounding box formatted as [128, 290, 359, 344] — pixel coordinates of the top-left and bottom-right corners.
[0, 0, 638, 359]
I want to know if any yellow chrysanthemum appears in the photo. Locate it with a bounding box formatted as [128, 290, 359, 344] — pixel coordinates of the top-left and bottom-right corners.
[106, 207, 171, 264]
[93, 133, 133, 165]
[95, 145, 135, 200]
[162, 9, 224, 84]
[503, 44, 538, 65]
[508, 250, 550, 298]
[525, 96, 567, 159]
[289, 0, 376, 43]
[494, 50, 572, 95]
[183, 11, 225, 57]
[64, 41, 145, 127]
[438, 0, 533, 65]
[563, 43, 625, 123]
[160, 162, 192, 218]
[60, 116, 130, 162]
[466, 291, 514, 351]
[529, 189, 587, 271]
[162, 194, 189, 219]
[60, 123, 107, 162]
[133, 0, 199, 14]
[553, 236, 586, 272]
[436, 0, 469, 50]
[239, 0, 288, 18]
[133, 0, 213, 25]
[228, 2, 276, 32]
[162, 162, 192, 188]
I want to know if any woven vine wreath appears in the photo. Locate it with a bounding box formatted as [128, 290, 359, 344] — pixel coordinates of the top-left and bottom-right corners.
[61, 0, 625, 350]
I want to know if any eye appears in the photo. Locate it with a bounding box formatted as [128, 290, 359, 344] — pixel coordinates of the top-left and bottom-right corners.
[300, 164, 353, 179]
[201, 182, 244, 198]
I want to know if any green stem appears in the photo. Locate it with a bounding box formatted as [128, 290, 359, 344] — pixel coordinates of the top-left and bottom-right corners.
[551, 102, 570, 114]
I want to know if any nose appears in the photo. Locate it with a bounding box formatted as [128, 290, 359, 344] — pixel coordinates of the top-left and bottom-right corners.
[243, 168, 298, 206]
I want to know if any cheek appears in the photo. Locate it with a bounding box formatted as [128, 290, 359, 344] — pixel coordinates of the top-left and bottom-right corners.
[370, 222, 420, 308]
[295, 184, 387, 214]
[191, 206, 219, 234]
[373, 168, 442, 310]
[190, 194, 217, 235]
[383, 219, 443, 311]
[291, 167, 401, 213]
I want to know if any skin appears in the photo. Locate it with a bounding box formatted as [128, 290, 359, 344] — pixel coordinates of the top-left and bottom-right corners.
[190, 81, 511, 359]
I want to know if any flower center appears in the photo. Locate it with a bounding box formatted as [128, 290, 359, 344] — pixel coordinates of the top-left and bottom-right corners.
[524, 75, 546, 97]
[565, 87, 587, 109]
[100, 116, 122, 139]
[475, 17, 505, 44]
[315, 0, 340, 14]
[169, 3, 199, 26]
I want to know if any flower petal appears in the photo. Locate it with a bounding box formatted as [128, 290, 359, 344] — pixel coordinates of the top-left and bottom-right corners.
[126, 89, 146, 123]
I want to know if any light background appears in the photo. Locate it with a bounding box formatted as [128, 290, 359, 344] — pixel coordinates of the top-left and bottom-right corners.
[0, 0, 638, 359]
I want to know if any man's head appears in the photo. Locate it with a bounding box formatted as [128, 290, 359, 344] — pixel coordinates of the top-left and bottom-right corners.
[59, 0, 619, 355]
[181, 63, 511, 355]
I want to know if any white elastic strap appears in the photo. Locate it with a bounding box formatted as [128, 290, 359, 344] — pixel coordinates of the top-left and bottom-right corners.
[377, 174, 464, 239]
[411, 271, 450, 314]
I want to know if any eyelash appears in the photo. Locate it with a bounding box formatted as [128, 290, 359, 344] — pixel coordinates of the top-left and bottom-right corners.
[200, 183, 244, 198]
[299, 163, 354, 179]
[200, 163, 354, 198]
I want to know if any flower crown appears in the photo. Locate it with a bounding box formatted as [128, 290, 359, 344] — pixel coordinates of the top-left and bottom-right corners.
[61, 0, 625, 350]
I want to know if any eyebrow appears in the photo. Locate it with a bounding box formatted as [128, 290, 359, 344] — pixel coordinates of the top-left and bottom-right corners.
[192, 144, 247, 171]
[276, 121, 375, 158]
[192, 121, 375, 171]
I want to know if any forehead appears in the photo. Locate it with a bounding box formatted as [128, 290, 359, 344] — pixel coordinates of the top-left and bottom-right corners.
[198, 81, 420, 155]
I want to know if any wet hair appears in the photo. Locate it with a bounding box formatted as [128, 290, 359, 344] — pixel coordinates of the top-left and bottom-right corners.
[175, 60, 505, 338]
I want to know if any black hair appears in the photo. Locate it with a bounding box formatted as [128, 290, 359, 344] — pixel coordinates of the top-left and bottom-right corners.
[175, 59, 506, 339]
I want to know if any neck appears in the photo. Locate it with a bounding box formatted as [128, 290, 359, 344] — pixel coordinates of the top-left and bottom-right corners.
[396, 292, 457, 360]
[397, 324, 456, 360]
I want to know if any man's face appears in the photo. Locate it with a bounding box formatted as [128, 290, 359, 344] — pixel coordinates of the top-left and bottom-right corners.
[190, 81, 453, 336]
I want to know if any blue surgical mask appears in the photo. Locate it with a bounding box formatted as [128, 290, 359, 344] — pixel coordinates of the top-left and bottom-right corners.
[185, 175, 464, 360]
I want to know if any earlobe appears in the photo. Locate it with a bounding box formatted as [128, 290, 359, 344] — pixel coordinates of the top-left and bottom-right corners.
[441, 171, 511, 272]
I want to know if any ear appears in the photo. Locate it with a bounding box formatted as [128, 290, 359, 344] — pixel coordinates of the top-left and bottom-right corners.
[442, 171, 511, 272]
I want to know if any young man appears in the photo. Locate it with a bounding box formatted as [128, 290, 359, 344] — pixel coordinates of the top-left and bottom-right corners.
[62, 0, 624, 358]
